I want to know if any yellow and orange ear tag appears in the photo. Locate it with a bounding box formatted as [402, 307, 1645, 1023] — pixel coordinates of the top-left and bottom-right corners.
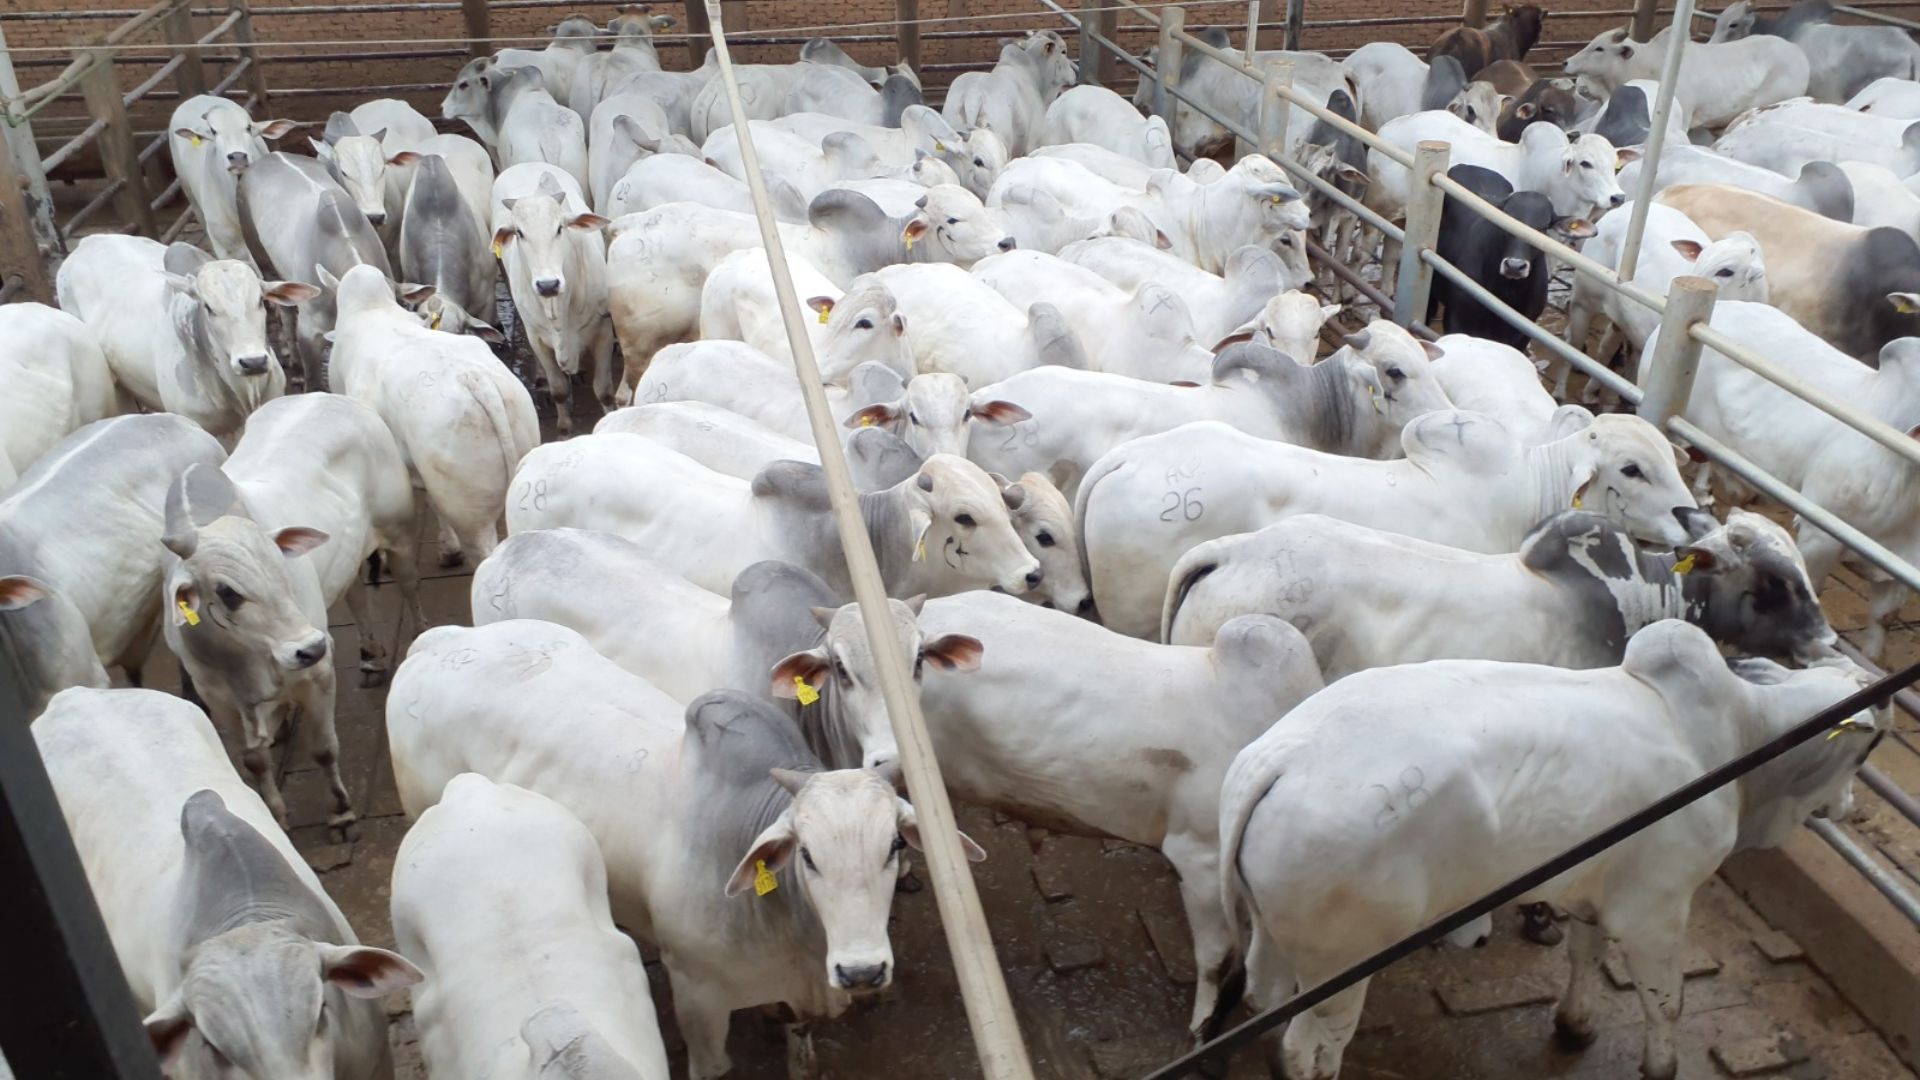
[859, 414, 875, 428]
[188, 133, 203, 148]
[817, 306, 830, 325]
[177, 600, 200, 627]
[491, 239, 503, 259]
[753, 859, 778, 896]
[793, 676, 820, 706]
[1673, 552, 1697, 575]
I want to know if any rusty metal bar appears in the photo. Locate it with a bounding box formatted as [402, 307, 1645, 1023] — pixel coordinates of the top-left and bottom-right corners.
[225, 0, 270, 108]
[122, 53, 186, 107]
[77, 53, 154, 236]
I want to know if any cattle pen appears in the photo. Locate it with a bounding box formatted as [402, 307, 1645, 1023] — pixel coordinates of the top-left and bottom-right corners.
[8, 0, 1920, 1077]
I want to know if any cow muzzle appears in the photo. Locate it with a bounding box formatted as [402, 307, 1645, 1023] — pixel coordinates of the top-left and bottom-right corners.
[284, 635, 329, 670]
[834, 961, 891, 991]
[365, 210, 387, 227]
[226, 151, 251, 173]
[1499, 258, 1531, 280]
[534, 277, 564, 298]
[236, 354, 272, 376]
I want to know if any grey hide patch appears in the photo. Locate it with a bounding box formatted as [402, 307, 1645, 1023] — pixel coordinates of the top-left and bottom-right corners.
[178, 790, 337, 942]
[1027, 303, 1088, 368]
[164, 242, 214, 277]
[845, 426, 924, 491]
[1518, 510, 1677, 658]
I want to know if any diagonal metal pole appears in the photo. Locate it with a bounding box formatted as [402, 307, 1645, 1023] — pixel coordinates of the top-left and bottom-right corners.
[1615, 0, 1695, 282]
[696, 6, 1037, 1079]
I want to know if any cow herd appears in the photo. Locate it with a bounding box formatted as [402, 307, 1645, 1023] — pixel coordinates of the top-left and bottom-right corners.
[0, 2, 1915, 1078]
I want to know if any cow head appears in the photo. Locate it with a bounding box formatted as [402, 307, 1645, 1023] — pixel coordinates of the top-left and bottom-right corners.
[162, 244, 315, 391]
[1554, 413, 1697, 547]
[1214, 290, 1341, 359]
[901, 455, 1042, 594]
[900, 185, 1016, 266]
[441, 57, 497, 131]
[811, 279, 912, 386]
[1543, 130, 1628, 218]
[770, 597, 982, 777]
[310, 129, 392, 227]
[1447, 80, 1505, 133]
[1564, 27, 1637, 87]
[846, 372, 1025, 459]
[408, 290, 505, 344]
[174, 99, 293, 176]
[162, 465, 332, 696]
[725, 767, 984, 993]
[1343, 321, 1455, 423]
[1672, 231, 1768, 302]
[1678, 509, 1837, 665]
[1708, 0, 1758, 42]
[548, 13, 601, 45]
[1222, 155, 1311, 238]
[1011, 465, 1094, 618]
[493, 173, 609, 312]
[146, 791, 421, 1079]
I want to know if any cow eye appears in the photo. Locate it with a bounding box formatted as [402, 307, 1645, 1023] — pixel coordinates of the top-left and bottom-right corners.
[955, 513, 977, 528]
[1622, 463, 1644, 479]
[946, 217, 958, 225]
[800, 847, 817, 872]
[1715, 267, 1734, 278]
[907, 411, 920, 425]
[855, 318, 873, 330]
[1278, 234, 1294, 247]
[1385, 366, 1406, 381]
[889, 834, 908, 858]
[1580, 161, 1594, 170]
[216, 584, 245, 610]
[973, 157, 986, 167]
[833, 659, 850, 682]
[1035, 531, 1056, 548]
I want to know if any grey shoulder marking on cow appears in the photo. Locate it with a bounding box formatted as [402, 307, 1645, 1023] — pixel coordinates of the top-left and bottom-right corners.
[164, 242, 213, 277]
[751, 460, 833, 511]
[177, 790, 340, 944]
[879, 75, 923, 127]
[730, 560, 840, 636]
[1518, 510, 1677, 657]
[845, 426, 923, 491]
[1594, 84, 1650, 147]
[1793, 160, 1854, 222]
[1027, 303, 1088, 369]
[522, 1000, 647, 1080]
[1421, 55, 1469, 111]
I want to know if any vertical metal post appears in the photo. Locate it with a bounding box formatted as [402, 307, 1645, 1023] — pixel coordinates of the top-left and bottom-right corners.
[1092, 0, 1117, 86]
[227, 0, 270, 107]
[1155, 6, 1185, 126]
[1283, 0, 1304, 50]
[0, 120, 52, 302]
[78, 54, 155, 237]
[0, 632, 165, 1080]
[896, 0, 921, 74]
[1078, 0, 1101, 84]
[162, 0, 206, 100]
[1463, 0, 1489, 28]
[1631, 0, 1662, 44]
[461, 0, 491, 58]
[1616, 0, 1695, 282]
[1637, 275, 1715, 422]
[1258, 57, 1294, 159]
[1244, 0, 1260, 51]
[1393, 140, 1449, 329]
[0, 23, 61, 261]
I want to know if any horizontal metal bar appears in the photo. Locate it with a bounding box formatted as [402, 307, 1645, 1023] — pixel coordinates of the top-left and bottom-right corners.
[1668, 418, 1920, 596]
[1807, 816, 1920, 925]
[1420, 247, 1644, 401]
[1687, 324, 1920, 472]
[122, 53, 185, 108]
[1831, 639, 1920, 759]
[41, 120, 108, 173]
[1832, 3, 1920, 30]
[1305, 236, 1436, 340]
[267, 82, 451, 97]
[1430, 173, 1665, 311]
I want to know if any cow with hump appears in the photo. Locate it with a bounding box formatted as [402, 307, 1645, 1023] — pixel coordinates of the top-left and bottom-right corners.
[1216, 620, 1883, 1080]
[387, 620, 981, 1080]
[36, 687, 420, 1080]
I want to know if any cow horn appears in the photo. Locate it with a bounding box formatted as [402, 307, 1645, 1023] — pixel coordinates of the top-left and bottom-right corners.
[1344, 328, 1374, 352]
[917, 472, 935, 492]
[1001, 482, 1027, 511]
[163, 464, 241, 559]
[1252, 182, 1301, 201]
[1211, 341, 1294, 384]
[770, 767, 813, 795]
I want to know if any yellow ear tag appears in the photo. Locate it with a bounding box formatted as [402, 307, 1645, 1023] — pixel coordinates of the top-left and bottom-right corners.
[1827, 713, 1870, 741]
[817, 306, 830, 325]
[188, 133, 203, 148]
[934, 140, 948, 153]
[915, 538, 927, 562]
[1672, 552, 1696, 575]
[753, 859, 778, 896]
[177, 600, 200, 627]
[429, 311, 442, 331]
[793, 676, 820, 706]
[859, 414, 875, 428]
[904, 232, 918, 252]
[491, 239, 503, 259]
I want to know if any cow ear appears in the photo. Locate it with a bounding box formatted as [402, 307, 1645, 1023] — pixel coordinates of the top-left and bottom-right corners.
[843, 403, 899, 430]
[170, 582, 200, 627]
[1615, 147, 1641, 166]
[1046, 458, 1078, 492]
[144, 995, 195, 1067]
[725, 811, 798, 896]
[308, 137, 335, 160]
[469, 320, 507, 345]
[971, 399, 1030, 425]
[318, 944, 424, 999]
[271, 527, 330, 558]
[314, 263, 341, 293]
[396, 283, 436, 306]
[770, 649, 831, 698]
[1673, 544, 1724, 575]
[1670, 239, 1704, 261]
[1554, 216, 1597, 240]
[807, 296, 835, 319]
[1516, 101, 1537, 120]
[1419, 339, 1445, 360]
[896, 797, 986, 861]
[387, 150, 422, 167]
[264, 280, 321, 306]
[921, 633, 984, 674]
[901, 218, 930, 245]
[492, 226, 516, 256]
[1888, 292, 1920, 314]
[1618, 44, 1634, 58]
[255, 119, 298, 140]
[173, 127, 208, 144]
[0, 575, 51, 611]
[1335, 163, 1370, 187]
[568, 212, 611, 231]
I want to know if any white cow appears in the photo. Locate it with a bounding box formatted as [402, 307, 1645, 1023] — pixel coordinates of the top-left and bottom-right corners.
[1428, 334, 1594, 444]
[863, 263, 1087, 384]
[943, 31, 1078, 156]
[765, 106, 1007, 199]
[1341, 41, 1431, 131]
[392, 774, 669, 1080]
[1217, 290, 1343, 361]
[567, 7, 677, 124]
[388, 625, 981, 1080]
[970, 249, 1216, 382]
[1712, 2, 1920, 103]
[698, 248, 913, 379]
[0, 303, 116, 486]
[1076, 412, 1699, 637]
[1563, 26, 1809, 129]
[965, 325, 1455, 495]
[1219, 621, 1878, 1080]
[490, 163, 614, 430]
[1037, 84, 1176, 168]
[168, 95, 295, 264]
[1714, 108, 1920, 178]
[1148, 40, 1351, 160]
[595, 401, 821, 478]
[1849, 76, 1920, 117]
[906, 591, 1323, 1032]
[465, 65, 591, 194]
[506, 435, 1041, 598]
[588, 91, 676, 212]
[1369, 111, 1628, 220]
[1643, 301, 1920, 658]
[604, 151, 810, 221]
[1615, 144, 1854, 220]
[492, 14, 599, 106]
[328, 264, 539, 567]
[36, 687, 421, 1080]
[1059, 237, 1306, 347]
[57, 235, 311, 440]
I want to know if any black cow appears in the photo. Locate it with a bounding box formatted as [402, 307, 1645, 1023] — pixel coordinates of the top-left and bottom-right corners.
[1427, 164, 1593, 346]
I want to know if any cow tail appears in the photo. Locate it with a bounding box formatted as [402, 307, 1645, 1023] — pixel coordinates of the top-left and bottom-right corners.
[461, 370, 521, 494]
[1070, 449, 1128, 609]
[1204, 769, 1281, 1042]
[1162, 548, 1219, 644]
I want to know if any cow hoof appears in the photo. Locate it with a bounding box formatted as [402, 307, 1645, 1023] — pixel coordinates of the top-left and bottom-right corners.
[329, 812, 359, 842]
[358, 663, 389, 689]
[1553, 1014, 1599, 1051]
[1521, 904, 1564, 946]
[895, 870, 924, 895]
[438, 549, 466, 569]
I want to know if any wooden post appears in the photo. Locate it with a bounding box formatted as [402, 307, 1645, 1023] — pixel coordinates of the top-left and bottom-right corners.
[1255, 0, 1278, 49]
[682, 0, 711, 65]
[0, 122, 51, 302]
[1463, 0, 1489, 28]
[461, 0, 490, 58]
[0, 23, 61, 260]
[1631, 0, 1660, 43]
[896, 0, 921, 73]
[162, 0, 206, 99]
[77, 53, 155, 237]
[1258, 58, 1294, 160]
[1092, 0, 1117, 86]
[227, 0, 271, 107]
[1283, 0, 1304, 50]
[1393, 140, 1449, 330]
[1155, 6, 1185, 126]
[1637, 276, 1715, 418]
